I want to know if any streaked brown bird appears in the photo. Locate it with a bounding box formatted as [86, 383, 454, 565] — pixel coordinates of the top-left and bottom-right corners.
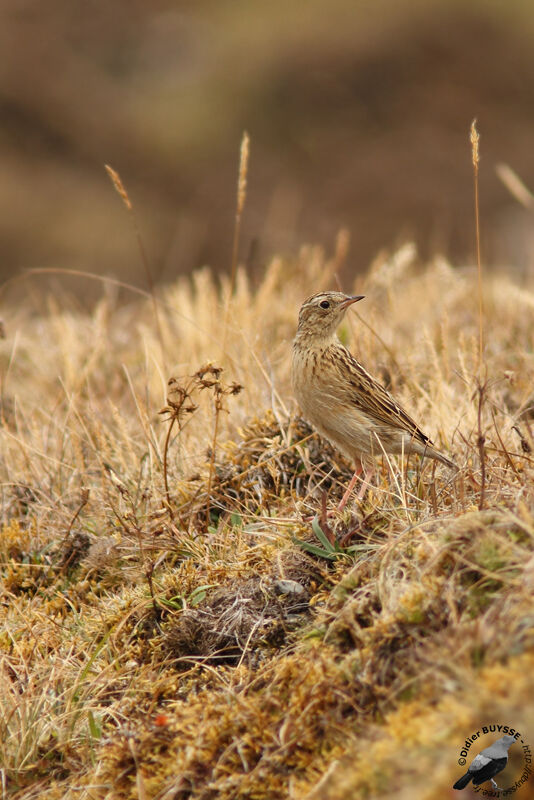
[291, 291, 457, 509]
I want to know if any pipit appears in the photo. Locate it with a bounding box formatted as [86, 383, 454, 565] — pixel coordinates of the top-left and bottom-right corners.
[291, 291, 457, 509]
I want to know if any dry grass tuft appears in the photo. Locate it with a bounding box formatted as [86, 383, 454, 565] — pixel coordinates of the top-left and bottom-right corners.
[0, 247, 533, 798]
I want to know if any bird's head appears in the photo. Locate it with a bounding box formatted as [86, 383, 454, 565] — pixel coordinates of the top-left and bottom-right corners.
[501, 735, 516, 747]
[295, 291, 365, 343]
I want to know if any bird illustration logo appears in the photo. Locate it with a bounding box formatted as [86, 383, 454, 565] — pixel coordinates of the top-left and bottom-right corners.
[453, 734, 516, 791]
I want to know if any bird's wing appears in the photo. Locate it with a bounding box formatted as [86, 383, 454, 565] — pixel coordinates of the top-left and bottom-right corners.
[469, 753, 491, 773]
[332, 345, 433, 444]
[472, 757, 508, 786]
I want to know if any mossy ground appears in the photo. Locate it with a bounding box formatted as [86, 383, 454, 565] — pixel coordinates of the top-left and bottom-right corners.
[1, 247, 533, 798]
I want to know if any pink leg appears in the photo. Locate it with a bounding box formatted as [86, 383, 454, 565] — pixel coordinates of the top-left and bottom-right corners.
[337, 463, 374, 511]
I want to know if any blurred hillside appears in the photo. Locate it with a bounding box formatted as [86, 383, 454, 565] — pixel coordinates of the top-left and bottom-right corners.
[2, 0, 534, 293]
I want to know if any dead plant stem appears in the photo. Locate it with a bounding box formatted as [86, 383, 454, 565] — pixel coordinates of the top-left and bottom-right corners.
[206, 402, 222, 529]
[222, 132, 249, 356]
[470, 121, 484, 372]
[162, 416, 176, 518]
[105, 164, 167, 372]
[476, 382, 487, 510]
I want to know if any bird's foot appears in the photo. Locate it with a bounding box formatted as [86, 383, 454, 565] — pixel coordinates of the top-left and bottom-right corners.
[490, 778, 502, 791]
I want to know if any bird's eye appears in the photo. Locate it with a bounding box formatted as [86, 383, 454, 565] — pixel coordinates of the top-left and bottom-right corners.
[320, 300, 330, 309]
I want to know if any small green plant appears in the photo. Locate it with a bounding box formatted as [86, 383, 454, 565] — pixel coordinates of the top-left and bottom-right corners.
[293, 515, 369, 561]
[160, 584, 219, 610]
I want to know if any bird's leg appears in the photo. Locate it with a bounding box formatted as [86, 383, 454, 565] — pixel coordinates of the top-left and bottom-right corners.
[338, 463, 374, 511]
[357, 467, 374, 500]
[490, 779, 500, 791]
[337, 464, 362, 511]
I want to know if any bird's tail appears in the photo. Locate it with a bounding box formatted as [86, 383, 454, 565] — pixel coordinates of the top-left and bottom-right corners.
[425, 444, 458, 472]
[453, 772, 472, 790]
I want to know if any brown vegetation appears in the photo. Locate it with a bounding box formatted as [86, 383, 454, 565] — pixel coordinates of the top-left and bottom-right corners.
[1, 245, 533, 798]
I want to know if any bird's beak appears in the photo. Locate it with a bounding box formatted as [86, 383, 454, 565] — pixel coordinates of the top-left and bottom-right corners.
[339, 295, 365, 310]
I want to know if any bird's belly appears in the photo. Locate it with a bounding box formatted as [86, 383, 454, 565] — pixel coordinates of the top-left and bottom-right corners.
[293, 374, 380, 459]
[312, 403, 387, 458]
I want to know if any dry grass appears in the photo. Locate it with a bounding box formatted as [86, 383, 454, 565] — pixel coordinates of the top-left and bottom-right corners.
[1, 246, 533, 798]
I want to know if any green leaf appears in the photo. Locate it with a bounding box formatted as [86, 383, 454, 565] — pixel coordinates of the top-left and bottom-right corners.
[87, 710, 101, 740]
[311, 516, 337, 553]
[160, 595, 184, 610]
[190, 583, 218, 606]
[292, 536, 336, 560]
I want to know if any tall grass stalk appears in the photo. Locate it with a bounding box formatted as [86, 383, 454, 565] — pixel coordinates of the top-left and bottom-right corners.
[470, 120, 483, 371]
[470, 120, 488, 510]
[105, 164, 167, 372]
[222, 132, 250, 355]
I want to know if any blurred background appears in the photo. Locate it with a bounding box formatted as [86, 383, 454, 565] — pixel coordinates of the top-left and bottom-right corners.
[2, 0, 534, 297]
